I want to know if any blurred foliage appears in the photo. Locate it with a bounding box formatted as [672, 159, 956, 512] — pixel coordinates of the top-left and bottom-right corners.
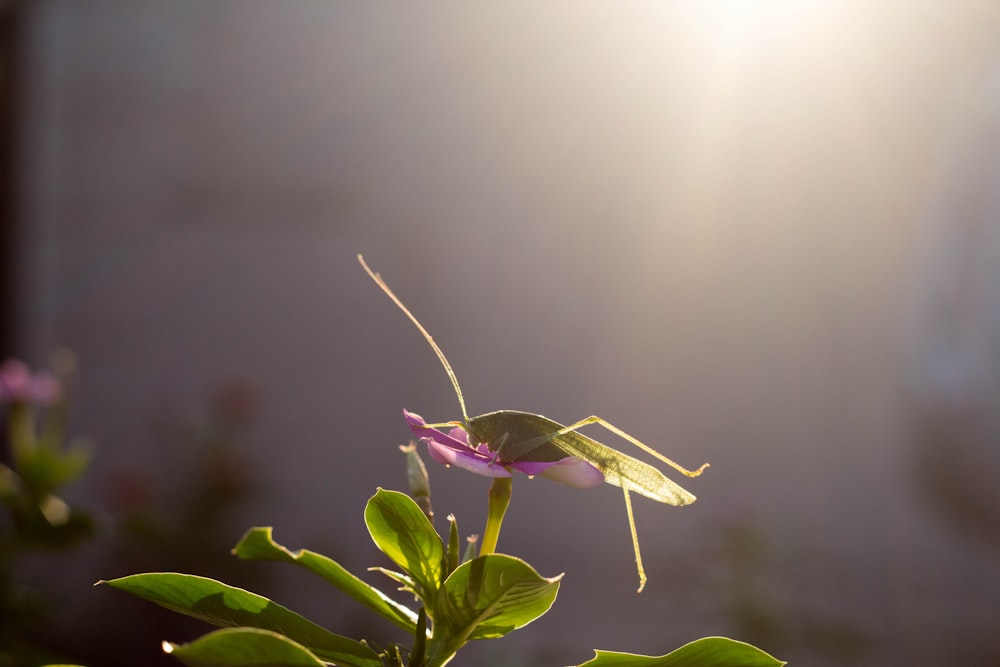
[0, 356, 269, 667]
[0, 352, 95, 667]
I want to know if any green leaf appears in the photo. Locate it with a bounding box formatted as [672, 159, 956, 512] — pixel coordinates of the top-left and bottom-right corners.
[445, 515, 460, 575]
[17, 441, 91, 499]
[410, 607, 428, 667]
[163, 627, 325, 667]
[429, 554, 561, 663]
[364, 489, 444, 604]
[232, 526, 419, 633]
[369, 566, 416, 590]
[99, 573, 380, 667]
[575, 637, 786, 667]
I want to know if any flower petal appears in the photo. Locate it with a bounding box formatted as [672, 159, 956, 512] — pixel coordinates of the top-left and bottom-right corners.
[534, 457, 604, 489]
[404, 409, 512, 479]
[423, 438, 512, 478]
[403, 410, 468, 449]
[0, 359, 61, 405]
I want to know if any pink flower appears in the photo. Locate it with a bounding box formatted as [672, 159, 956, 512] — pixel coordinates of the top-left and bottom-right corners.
[0, 359, 62, 406]
[404, 409, 603, 489]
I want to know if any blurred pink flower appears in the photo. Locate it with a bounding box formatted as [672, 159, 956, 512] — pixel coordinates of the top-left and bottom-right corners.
[0, 359, 62, 406]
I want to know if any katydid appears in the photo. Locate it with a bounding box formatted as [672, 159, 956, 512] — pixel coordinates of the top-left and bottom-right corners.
[358, 254, 708, 592]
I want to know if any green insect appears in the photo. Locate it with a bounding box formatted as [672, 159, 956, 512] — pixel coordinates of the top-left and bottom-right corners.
[359, 254, 708, 592]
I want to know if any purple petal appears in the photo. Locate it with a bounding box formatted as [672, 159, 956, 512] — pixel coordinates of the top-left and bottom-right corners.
[404, 409, 512, 479]
[0, 359, 62, 406]
[535, 457, 604, 488]
[505, 460, 561, 476]
[403, 410, 467, 448]
[424, 438, 512, 478]
[0, 359, 30, 401]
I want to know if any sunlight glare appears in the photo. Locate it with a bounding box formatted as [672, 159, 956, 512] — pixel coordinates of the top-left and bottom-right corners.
[692, 0, 853, 61]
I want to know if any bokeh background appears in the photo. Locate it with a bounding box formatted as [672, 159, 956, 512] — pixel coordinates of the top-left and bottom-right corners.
[2, 1, 1000, 665]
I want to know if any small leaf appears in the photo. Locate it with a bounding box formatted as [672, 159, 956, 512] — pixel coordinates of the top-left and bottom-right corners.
[445, 514, 460, 575]
[575, 636, 786, 667]
[365, 489, 444, 604]
[99, 573, 380, 667]
[233, 526, 419, 633]
[17, 440, 91, 499]
[410, 607, 428, 667]
[429, 554, 560, 662]
[163, 627, 325, 667]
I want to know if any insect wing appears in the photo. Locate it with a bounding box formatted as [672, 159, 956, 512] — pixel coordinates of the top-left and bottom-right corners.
[550, 429, 696, 506]
[468, 411, 571, 463]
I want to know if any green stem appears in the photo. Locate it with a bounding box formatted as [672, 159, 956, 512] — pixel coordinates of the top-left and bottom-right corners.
[8, 403, 35, 465]
[479, 477, 512, 556]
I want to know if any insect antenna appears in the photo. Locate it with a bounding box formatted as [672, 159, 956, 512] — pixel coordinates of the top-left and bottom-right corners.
[358, 254, 471, 424]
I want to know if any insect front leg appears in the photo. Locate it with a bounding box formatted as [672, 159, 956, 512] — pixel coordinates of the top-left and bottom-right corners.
[421, 420, 466, 431]
[489, 431, 512, 464]
[549, 416, 710, 478]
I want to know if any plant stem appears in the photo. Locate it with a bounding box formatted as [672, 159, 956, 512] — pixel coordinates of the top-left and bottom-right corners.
[479, 477, 512, 556]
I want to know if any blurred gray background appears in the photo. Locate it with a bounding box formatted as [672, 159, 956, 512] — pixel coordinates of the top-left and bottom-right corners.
[3, 1, 1000, 665]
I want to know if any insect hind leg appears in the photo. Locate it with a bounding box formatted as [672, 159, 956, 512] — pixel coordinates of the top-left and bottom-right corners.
[550, 416, 709, 478]
[622, 487, 647, 593]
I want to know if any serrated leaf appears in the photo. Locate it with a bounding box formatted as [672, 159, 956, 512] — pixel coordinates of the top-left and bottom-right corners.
[576, 636, 786, 667]
[429, 554, 560, 663]
[99, 573, 379, 667]
[364, 489, 444, 604]
[163, 627, 325, 667]
[232, 526, 419, 633]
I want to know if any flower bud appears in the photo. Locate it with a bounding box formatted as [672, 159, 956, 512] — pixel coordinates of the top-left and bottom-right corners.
[400, 441, 432, 519]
